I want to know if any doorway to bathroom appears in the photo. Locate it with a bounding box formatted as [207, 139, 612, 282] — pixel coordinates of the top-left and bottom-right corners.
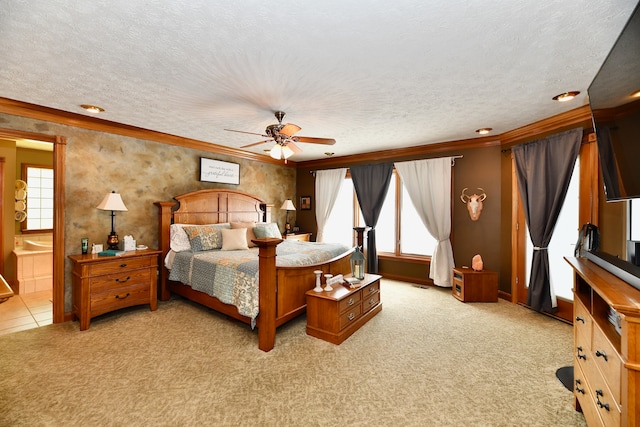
[0, 128, 66, 332]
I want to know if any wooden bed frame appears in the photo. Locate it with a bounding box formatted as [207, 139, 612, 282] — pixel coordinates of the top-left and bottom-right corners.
[155, 189, 353, 352]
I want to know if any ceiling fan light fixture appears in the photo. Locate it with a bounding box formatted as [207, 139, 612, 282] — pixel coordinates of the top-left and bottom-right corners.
[552, 91, 580, 102]
[80, 104, 104, 114]
[475, 128, 492, 135]
[270, 144, 282, 160]
[281, 145, 294, 159]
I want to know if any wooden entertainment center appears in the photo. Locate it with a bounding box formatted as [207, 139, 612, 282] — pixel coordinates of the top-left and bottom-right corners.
[566, 256, 640, 426]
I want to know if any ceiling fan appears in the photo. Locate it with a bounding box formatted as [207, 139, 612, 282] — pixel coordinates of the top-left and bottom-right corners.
[225, 111, 336, 161]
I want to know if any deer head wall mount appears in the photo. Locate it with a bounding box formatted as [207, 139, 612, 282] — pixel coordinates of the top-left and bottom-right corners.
[460, 188, 487, 221]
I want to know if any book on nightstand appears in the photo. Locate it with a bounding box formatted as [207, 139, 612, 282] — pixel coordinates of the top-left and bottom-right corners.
[97, 249, 125, 257]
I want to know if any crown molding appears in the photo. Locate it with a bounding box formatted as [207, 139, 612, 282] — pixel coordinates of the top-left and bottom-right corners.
[0, 97, 294, 167]
[0, 97, 590, 169]
[297, 106, 593, 169]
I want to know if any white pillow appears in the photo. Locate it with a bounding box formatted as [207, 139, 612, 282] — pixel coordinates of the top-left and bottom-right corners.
[221, 228, 249, 251]
[170, 223, 191, 252]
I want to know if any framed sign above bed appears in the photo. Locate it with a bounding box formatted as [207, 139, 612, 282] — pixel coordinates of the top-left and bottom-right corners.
[199, 158, 240, 185]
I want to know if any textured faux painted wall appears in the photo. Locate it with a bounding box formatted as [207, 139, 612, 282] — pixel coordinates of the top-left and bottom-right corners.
[0, 112, 296, 311]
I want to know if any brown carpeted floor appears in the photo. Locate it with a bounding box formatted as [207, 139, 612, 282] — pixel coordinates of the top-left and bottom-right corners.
[0, 279, 586, 426]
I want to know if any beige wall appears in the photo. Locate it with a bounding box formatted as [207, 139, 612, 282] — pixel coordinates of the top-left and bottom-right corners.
[0, 112, 296, 312]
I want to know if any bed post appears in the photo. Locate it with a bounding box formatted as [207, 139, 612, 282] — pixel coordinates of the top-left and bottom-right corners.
[252, 237, 282, 352]
[155, 201, 175, 301]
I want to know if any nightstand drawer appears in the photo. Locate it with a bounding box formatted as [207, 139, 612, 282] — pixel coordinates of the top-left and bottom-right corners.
[89, 256, 154, 276]
[90, 283, 151, 316]
[90, 268, 151, 293]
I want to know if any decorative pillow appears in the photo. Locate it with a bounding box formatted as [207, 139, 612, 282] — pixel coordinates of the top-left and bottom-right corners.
[170, 223, 191, 252]
[253, 222, 283, 239]
[231, 221, 257, 247]
[221, 228, 249, 251]
[182, 224, 230, 251]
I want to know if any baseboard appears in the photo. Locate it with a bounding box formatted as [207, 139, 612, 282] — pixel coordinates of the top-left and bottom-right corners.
[379, 272, 434, 286]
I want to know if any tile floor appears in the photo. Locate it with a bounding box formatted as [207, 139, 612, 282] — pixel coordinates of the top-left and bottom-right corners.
[0, 289, 52, 336]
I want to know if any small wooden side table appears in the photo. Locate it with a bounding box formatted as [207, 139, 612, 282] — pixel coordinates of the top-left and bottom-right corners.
[284, 232, 311, 242]
[68, 248, 161, 330]
[452, 267, 498, 302]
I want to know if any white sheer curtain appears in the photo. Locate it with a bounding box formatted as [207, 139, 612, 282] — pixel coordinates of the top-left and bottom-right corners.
[395, 158, 454, 287]
[315, 168, 347, 242]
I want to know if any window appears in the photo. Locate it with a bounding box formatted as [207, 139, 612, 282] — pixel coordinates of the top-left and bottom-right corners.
[22, 164, 54, 231]
[323, 177, 360, 247]
[325, 170, 437, 257]
[630, 199, 640, 241]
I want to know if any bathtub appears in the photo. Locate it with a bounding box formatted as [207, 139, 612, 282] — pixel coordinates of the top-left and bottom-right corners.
[23, 240, 53, 251]
[12, 241, 53, 294]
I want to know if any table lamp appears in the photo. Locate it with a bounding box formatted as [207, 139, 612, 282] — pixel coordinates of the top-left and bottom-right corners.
[96, 191, 128, 250]
[280, 199, 296, 234]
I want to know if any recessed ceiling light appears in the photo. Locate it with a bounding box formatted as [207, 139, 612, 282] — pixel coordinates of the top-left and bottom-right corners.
[475, 128, 492, 135]
[80, 104, 104, 114]
[552, 91, 580, 102]
[631, 90, 640, 98]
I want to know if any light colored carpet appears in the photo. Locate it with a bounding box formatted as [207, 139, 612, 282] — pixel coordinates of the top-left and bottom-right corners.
[0, 279, 586, 426]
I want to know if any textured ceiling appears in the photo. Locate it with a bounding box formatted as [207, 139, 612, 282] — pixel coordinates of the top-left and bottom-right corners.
[1, 1, 638, 161]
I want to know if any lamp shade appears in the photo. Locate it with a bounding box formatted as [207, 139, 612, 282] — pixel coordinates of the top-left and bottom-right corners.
[280, 199, 296, 211]
[96, 191, 128, 211]
[281, 145, 294, 159]
[270, 144, 282, 160]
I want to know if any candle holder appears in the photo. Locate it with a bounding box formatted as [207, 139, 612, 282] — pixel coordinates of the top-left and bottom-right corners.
[313, 270, 323, 292]
[324, 274, 333, 292]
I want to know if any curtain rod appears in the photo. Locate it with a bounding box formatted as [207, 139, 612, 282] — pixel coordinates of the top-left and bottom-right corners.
[309, 155, 464, 175]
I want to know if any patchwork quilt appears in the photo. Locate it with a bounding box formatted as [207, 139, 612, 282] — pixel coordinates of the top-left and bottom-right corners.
[168, 241, 350, 325]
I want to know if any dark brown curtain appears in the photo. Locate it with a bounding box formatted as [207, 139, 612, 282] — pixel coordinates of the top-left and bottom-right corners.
[350, 163, 394, 274]
[513, 128, 582, 312]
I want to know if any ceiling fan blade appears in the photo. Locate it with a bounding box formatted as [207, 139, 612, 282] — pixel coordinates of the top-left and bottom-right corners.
[294, 136, 336, 145]
[240, 140, 271, 148]
[279, 123, 301, 137]
[225, 129, 268, 137]
[286, 142, 302, 154]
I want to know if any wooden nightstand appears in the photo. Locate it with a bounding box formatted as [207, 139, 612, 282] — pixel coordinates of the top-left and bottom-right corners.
[68, 249, 161, 330]
[284, 232, 311, 242]
[452, 267, 498, 302]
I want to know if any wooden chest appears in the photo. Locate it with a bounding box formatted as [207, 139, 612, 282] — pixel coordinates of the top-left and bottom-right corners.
[306, 273, 382, 344]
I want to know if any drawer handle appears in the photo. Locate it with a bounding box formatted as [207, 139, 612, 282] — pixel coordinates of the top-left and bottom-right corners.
[347, 298, 355, 306]
[119, 263, 128, 268]
[595, 350, 608, 362]
[576, 346, 586, 360]
[575, 316, 585, 324]
[115, 276, 131, 283]
[575, 379, 585, 394]
[115, 292, 130, 300]
[369, 298, 376, 306]
[596, 389, 610, 411]
[348, 312, 355, 321]
[369, 287, 376, 293]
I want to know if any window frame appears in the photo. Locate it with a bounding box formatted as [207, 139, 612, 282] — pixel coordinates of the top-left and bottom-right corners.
[344, 169, 435, 261]
[20, 163, 54, 234]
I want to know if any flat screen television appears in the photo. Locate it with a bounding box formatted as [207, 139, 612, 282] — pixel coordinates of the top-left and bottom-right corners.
[588, 3, 640, 202]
